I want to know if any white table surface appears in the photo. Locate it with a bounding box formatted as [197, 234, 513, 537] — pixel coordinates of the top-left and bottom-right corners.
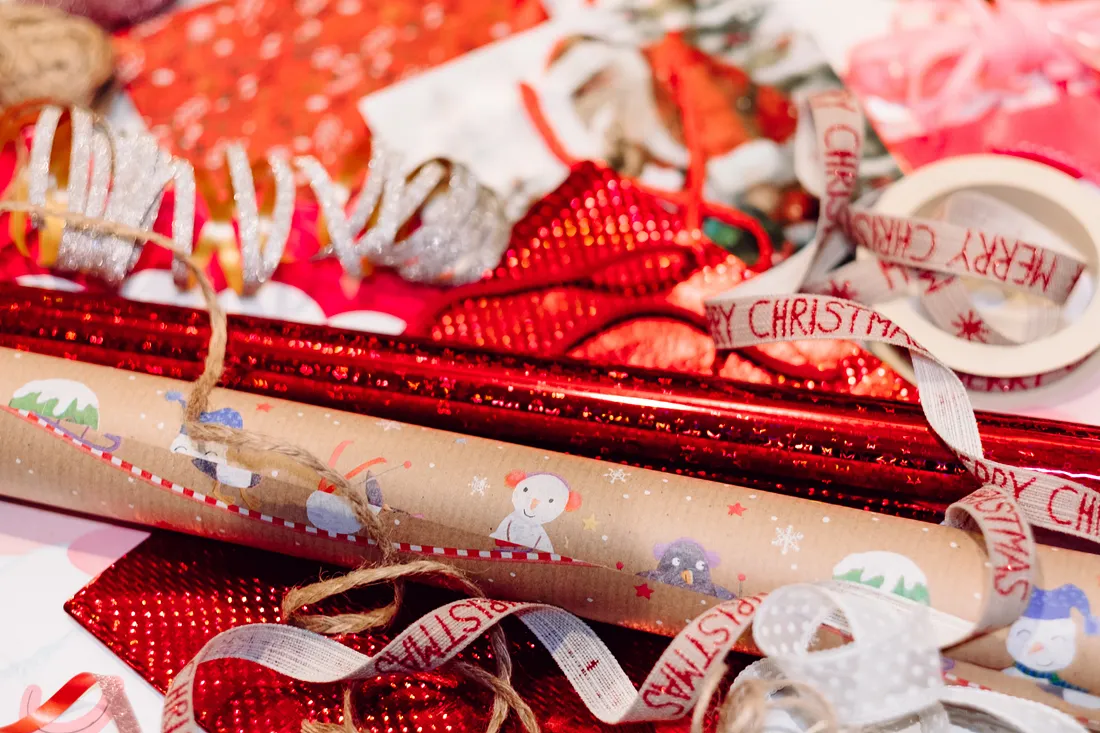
[0, 499, 164, 732]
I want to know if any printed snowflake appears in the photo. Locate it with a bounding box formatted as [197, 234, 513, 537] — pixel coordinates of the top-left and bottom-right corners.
[604, 467, 630, 484]
[375, 420, 402, 431]
[469, 475, 490, 496]
[824, 280, 857, 300]
[951, 310, 989, 343]
[771, 525, 804, 555]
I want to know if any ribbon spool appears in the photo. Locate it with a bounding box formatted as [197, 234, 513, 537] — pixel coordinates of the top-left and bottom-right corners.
[758, 90, 1100, 410]
[0, 4, 114, 109]
[864, 155, 1100, 410]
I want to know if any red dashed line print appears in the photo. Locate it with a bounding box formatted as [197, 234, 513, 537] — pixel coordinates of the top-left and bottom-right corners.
[4, 407, 585, 567]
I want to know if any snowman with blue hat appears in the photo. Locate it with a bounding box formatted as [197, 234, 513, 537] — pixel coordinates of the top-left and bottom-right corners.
[1004, 583, 1100, 708]
[166, 392, 261, 506]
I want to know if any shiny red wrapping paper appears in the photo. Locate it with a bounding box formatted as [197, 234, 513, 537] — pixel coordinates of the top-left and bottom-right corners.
[4, 284, 1100, 523]
[2, 158, 901, 400]
[66, 531, 739, 733]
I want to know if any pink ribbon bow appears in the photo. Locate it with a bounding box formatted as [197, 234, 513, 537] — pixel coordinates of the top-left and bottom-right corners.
[846, 0, 1100, 130]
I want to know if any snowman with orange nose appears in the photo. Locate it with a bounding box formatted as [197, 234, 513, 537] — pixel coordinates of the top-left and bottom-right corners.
[490, 470, 581, 553]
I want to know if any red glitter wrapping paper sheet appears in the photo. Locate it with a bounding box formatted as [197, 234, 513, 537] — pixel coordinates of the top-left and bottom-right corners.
[65, 531, 736, 733]
[113, 0, 548, 180]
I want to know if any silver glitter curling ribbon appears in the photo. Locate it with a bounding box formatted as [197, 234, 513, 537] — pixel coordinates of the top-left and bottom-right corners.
[27, 106, 193, 287]
[297, 144, 511, 285]
[23, 108, 509, 290]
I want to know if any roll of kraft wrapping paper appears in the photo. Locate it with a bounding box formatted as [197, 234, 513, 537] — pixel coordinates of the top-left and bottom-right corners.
[4, 346, 1100, 721]
[3, 285, 1100, 523]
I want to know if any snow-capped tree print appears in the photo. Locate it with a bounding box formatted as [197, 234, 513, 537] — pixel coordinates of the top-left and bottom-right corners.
[9, 379, 101, 429]
[832, 551, 930, 606]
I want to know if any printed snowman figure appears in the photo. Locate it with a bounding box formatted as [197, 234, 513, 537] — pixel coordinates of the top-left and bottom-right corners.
[490, 471, 581, 553]
[165, 392, 261, 506]
[1003, 584, 1100, 709]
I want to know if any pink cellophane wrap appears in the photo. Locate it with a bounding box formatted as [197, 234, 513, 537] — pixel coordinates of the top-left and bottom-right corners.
[842, 0, 1100, 181]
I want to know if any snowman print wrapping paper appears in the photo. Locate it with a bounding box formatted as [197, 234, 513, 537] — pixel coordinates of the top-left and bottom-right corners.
[490, 471, 581, 553]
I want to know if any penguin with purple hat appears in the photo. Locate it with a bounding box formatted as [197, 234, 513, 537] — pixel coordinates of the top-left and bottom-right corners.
[166, 391, 261, 506]
[1004, 583, 1100, 708]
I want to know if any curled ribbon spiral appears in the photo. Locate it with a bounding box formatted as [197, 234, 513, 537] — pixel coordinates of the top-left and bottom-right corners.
[17, 107, 511, 292]
[0, 674, 138, 733]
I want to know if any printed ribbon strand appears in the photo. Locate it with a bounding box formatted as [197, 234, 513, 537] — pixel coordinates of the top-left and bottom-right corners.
[708, 90, 1100, 549]
[157, 582, 1088, 733]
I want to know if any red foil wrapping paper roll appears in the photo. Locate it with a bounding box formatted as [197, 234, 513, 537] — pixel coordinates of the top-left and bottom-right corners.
[2, 282, 1100, 522]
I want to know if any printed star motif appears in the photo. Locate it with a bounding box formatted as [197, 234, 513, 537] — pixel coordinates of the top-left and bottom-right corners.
[376, 420, 402, 431]
[772, 525, 804, 555]
[255, 403, 273, 412]
[615, 561, 625, 571]
[582, 514, 600, 531]
[469, 475, 489, 496]
[951, 310, 989, 343]
[728, 502, 746, 517]
[634, 583, 653, 600]
[824, 280, 857, 300]
[604, 467, 630, 484]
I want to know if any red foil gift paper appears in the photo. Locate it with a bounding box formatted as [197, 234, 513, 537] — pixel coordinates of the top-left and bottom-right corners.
[4, 283, 1100, 523]
[66, 531, 743, 733]
[0, 155, 894, 396]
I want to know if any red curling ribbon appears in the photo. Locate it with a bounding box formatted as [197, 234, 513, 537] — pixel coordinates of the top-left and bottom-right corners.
[519, 31, 775, 272]
[0, 674, 137, 733]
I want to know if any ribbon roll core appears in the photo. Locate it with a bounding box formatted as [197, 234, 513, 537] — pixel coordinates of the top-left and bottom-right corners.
[867, 154, 1100, 381]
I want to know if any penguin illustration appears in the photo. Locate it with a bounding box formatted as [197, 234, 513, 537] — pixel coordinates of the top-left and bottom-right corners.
[165, 391, 261, 506]
[637, 538, 734, 600]
[1003, 584, 1100, 709]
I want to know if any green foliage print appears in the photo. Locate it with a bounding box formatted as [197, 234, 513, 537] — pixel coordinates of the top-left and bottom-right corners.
[9, 392, 100, 428]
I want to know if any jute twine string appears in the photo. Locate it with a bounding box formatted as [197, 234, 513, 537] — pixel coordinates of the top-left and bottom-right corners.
[0, 110, 823, 733]
[0, 5, 114, 109]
